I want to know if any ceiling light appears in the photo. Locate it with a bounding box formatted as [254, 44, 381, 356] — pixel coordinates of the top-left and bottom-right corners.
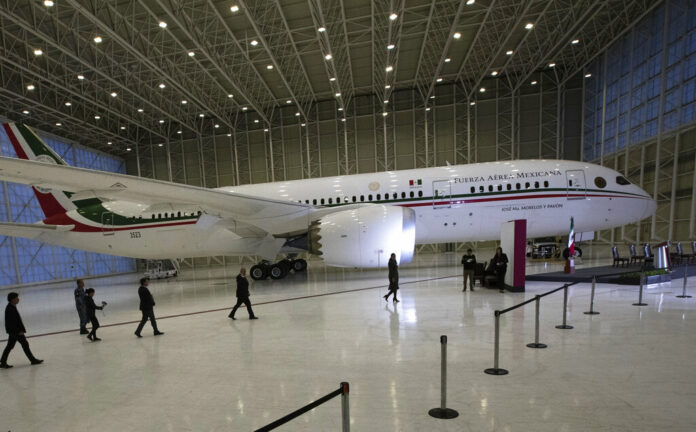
[266, 64, 273, 70]
[301, 123, 306, 127]
[227, 133, 233, 136]
[338, 107, 343, 111]
[329, 77, 336, 81]
[158, 143, 164, 147]
[94, 115, 101, 119]
[22, 110, 30, 114]
[470, 102, 476, 106]
[387, 44, 395, 50]
[341, 118, 346, 122]
[548, 62, 556, 68]
[382, 112, 388, 116]
[250, 39, 258, 46]
[466, 0, 475, 4]
[159, 21, 167, 29]
[120, 126, 126, 130]
[324, 54, 333, 60]
[491, 71, 498, 76]
[295, 112, 300, 116]
[93, 36, 102, 43]
[286, 100, 292, 104]
[110, 92, 117, 97]
[77, 74, 85, 80]
[242, 106, 248, 111]
[228, 94, 234, 98]
[571, 39, 579, 45]
[506, 50, 513, 55]
[43, 0, 54, 6]
[525, 23, 534, 29]
[444, 58, 451, 63]
[64, 102, 71, 106]
[181, 100, 187, 104]
[177, 130, 182, 134]
[159, 119, 165, 124]
[318, 26, 326, 32]
[107, 141, 112, 145]
[531, 80, 538, 85]
[199, 113, 205, 118]
[263, 129, 269, 132]
[254, 119, 259, 123]
[585, 73, 592, 78]
[335, 92, 341, 97]
[159, 83, 166, 89]
[384, 100, 389, 103]
[55, 122, 62, 126]
[33, 49, 43, 56]
[430, 95, 435, 99]
[436, 77, 443, 82]
[425, 107, 431, 111]
[230, 5, 239, 13]
[385, 65, 393, 72]
[126, 147, 132, 152]
[453, 32, 461, 39]
[137, 108, 144, 113]
[214, 124, 220, 128]
[479, 87, 485, 93]
[385, 85, 391, 89]
[27, 84, 35, 91]
[389, 13, 398, 21]
[188, 51, 195, 57]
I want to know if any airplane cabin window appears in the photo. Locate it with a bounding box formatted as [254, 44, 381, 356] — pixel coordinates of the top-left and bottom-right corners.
[178, 211, 181, 217]
[470, 186, 475, 193]
[401, 192, 406, 198]
[352, 196, 357, 202]
[321, 198, 325, 205]
[313, 199, 317, 205]
[479, 185, 484, 193]
[368, 194, 373, 201]
[516, 183, 521, 190]
[569, 179, 573, 186]
[393, 192, 398, 199]
[616, 176, 630, 185]
[544, 181, 549, 188]
[534, 181, 539, 188]
[488, 185, 493, 192]
[151, 214, 155, 219]
[410, 191, 414, 198]
[418, 190, 423, 197]
[497, 184, 502, 192]
[360, 195, 365, 202]
[158, 213, 162, 219]
[525, 182, 530, 189]
[506, 184, 512, 191]
[328, 198, 333, 204]
[377, 194, 381, 200]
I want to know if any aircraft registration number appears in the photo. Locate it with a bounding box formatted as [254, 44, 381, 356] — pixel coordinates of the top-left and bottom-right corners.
[130, 232, 141, 239]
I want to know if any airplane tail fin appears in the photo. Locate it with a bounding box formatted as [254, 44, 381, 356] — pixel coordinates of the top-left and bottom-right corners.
[2, 122, 77, 218]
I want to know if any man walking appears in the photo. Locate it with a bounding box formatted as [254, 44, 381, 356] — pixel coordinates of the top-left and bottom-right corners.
[75, 279, 88, 334]
[229, 268, 258, 320]
[134, 277, 164, 337]
[1, 292, 43, 369]
[383, 253, 400, 302]
[461, 249, 477, 291]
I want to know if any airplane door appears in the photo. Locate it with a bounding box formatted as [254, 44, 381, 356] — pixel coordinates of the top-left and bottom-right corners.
[433, 180, 451, 209]
[101, 212, 115, 236]
[566, 170, 586, 200]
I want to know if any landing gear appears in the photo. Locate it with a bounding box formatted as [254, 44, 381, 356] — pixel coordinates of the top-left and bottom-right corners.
[250, 258, 308, 280]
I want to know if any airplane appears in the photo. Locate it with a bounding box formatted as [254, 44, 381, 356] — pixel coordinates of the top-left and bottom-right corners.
[0, 122, 656, 280]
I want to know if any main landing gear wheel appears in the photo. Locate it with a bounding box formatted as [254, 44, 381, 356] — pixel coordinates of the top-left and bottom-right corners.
[250, 264, 269, 281]
[269, 263, 289, 280]
[250, 258, 308, 280]
[292, 258, 307, 272]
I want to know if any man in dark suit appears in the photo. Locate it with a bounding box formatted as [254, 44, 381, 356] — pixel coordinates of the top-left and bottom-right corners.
[134, 277, 164, 337]
[1, 292, 43, 368]
[229, 268, 258, 320]
[383, 253, 400, 302]
[461, 249, 477, 291]
[492, 247, 509, 293]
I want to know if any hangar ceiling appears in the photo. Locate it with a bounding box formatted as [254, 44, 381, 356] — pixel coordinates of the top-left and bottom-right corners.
[0, 0, 661, 156]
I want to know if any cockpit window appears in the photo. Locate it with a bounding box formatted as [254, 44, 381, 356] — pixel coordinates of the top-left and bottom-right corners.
[616, 176, 631, 185]
[594, 176, 607, 188]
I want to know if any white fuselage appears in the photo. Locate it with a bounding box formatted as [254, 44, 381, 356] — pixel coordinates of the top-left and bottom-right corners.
[34, 160, 655, 260]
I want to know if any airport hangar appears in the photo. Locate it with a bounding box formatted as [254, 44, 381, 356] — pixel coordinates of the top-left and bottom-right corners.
[0, 0, 695, 431]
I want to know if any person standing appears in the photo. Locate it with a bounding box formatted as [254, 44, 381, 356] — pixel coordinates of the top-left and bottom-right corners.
[461, 249, 477, 291]
[492, 247, 509, 293]
[134, 277, 164, 337]
[229, 268, 258, 320]
[75, 279, 88, 334]
[0, 292, 43, 368]
[383, 253, 400, 302]
[84, 288, 106, 342]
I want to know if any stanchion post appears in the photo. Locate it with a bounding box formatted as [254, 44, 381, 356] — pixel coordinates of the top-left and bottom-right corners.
[584, 276, 600, 315]
[527, 295, 548, 348]
[555, 284, 574, 329]
[428, 336, 459, 419]
[633, 270, 648, 306]
[484, 311, 509, 375]
[677, 262, 692, 298]
[341, 382, 350, 432]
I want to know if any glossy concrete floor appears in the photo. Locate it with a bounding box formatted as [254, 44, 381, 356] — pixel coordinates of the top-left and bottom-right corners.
[1, 251, 695, 432]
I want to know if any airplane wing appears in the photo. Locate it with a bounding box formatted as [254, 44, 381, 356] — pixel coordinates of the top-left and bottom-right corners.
[0, 222, 74, 240]
[0, 156, 312, 235]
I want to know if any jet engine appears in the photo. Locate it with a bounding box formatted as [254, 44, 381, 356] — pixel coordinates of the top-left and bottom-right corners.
[308, 205, 416, 268]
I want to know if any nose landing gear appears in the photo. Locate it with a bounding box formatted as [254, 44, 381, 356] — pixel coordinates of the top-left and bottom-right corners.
[250, 258, 308, 280]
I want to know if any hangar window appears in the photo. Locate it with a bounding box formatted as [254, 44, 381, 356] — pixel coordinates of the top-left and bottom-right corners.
[321, 198, 325, 205]
[594, 177, 607, 188]
[497, 185, 502, 192]
[506, 184, 511, 191]
[488, 185, 493, 192]
[360, 195, 364, 202]
[534, 181, 539, 188]
[544, 181, 549, 188]
[328, 198, 333, 204]
[410, 191, 414, 198]
[525, 182, 530, 189]
[418, 190, 423, 197]
[616, 176, 630, 185]
[368, 194, 373, 201]
[516, 183, 521, 190]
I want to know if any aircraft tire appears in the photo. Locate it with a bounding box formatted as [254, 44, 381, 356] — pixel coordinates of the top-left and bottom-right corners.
[292, 259, 307, 272]
[250, 264, 268, 280]
[269, 263, 288, 280]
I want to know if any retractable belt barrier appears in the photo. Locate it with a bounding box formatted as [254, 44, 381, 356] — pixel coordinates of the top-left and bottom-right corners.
[677, 262, 692, 299]
[254, 382, 350, 432]
[428, 335, 459, 419]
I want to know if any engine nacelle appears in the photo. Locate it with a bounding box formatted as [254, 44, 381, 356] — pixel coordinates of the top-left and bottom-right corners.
[308, 205, 416, 268]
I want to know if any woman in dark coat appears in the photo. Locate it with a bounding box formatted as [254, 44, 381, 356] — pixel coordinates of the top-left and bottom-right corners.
[492, 247, 509, 293]
[383, 253, 400, 302]
[85, 288, 106, 341]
